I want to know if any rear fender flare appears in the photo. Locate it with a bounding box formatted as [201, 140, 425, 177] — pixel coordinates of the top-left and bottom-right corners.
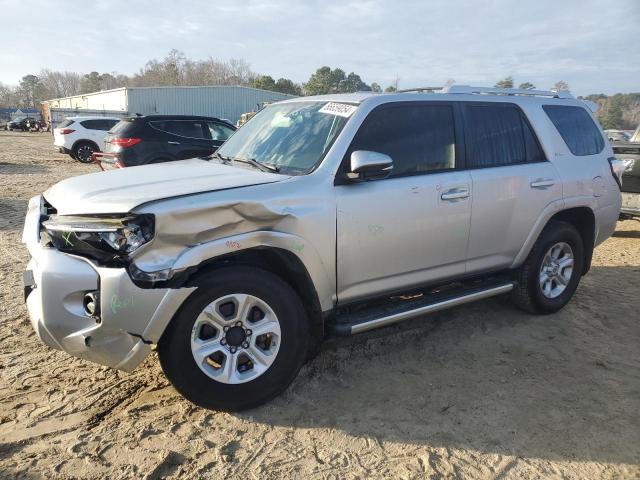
[512, 196, 597, 269]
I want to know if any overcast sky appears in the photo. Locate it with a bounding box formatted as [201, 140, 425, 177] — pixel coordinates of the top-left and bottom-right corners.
[1, 0, 638, 95]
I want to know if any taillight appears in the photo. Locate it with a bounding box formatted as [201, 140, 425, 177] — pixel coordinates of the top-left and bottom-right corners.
[109, 137, 142, 148]
[608, 157, 624, 190]
[59, 128, 75, 135]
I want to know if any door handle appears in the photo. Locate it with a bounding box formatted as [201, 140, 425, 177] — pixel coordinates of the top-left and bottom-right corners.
[441, 189, 469, 201]
[168, 141, 180, 145]
[530, 179, 555, 189]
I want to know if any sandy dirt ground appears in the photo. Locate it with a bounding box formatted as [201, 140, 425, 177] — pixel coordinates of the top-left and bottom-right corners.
[0, 131, 639, 479]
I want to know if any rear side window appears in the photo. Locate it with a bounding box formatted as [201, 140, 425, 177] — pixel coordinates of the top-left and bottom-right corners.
[348, 104, 456, 177]
[150, 120, 206, 139]
[58, 119, 75, 128]
[464, 104, 545, 168]
[543, 105, 604, 156]
[81, 119, 119, 131]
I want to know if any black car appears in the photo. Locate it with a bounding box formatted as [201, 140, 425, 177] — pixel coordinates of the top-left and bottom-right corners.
[7, 117, 38, 131]
[99, 115, 236, 168]
[613, 126, 640, 220]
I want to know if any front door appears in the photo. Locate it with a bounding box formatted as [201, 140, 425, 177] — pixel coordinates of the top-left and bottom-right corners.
[335, 102, 471, 303]
[206, 121, 236, 152]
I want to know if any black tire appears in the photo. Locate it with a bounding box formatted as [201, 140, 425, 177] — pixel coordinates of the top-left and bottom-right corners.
[158, 266, 310, 411]
[73, 142, 97, 163]
[511, 220, 584, 314]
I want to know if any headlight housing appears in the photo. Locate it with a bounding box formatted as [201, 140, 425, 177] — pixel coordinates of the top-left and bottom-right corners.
[42, 214, 154, 266]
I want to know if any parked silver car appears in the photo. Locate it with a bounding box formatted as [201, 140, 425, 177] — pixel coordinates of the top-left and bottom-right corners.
[23, 86, 622, 411]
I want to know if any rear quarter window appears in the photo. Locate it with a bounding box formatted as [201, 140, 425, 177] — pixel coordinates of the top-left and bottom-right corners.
[109, 119, 134, 135]
[58, 119, 75, 128]
[543, 105, 605, 156]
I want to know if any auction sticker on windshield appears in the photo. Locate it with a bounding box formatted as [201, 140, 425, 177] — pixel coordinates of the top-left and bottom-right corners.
[319, 102, 358, 118]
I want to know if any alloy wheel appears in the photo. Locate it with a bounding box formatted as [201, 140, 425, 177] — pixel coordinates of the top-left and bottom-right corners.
[190, 293, 281, 384]
[539, 242, 574, 299]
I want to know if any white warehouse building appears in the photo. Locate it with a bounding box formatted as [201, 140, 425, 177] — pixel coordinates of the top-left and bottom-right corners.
[42, 85, 296, 126]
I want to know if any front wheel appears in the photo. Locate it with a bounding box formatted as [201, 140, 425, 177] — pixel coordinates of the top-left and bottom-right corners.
[511, 220, 584, 314]
[158, 267, 310, 411]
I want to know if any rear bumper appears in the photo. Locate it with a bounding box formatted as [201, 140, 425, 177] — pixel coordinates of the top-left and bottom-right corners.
[92, 152, 122, 170]
[21, 195, 191, 372]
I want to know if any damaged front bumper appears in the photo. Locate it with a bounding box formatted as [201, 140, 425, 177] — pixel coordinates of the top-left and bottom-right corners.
[21, 195, 192, 372]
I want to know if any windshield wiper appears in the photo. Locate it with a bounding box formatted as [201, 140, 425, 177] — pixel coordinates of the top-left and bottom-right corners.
[213, 152, 231, 164]
[230, 157, 280, 173]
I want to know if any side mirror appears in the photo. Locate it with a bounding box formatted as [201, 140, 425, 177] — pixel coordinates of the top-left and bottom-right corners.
[349, 150, 393, 180]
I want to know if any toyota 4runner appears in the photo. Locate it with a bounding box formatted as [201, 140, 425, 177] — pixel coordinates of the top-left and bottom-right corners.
[22, 86, 623, 411]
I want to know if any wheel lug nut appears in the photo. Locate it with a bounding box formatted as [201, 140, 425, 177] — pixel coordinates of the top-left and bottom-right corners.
[235, 321, 242, 327]
[221, 338, 226, 345]
[230, 347, 236, 353]
[223, 326, 229, 332]
[242, 342, 249, 349]
[246, 329, 252, 336]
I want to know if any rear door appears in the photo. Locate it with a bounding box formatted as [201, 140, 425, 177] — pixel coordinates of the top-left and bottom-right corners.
[335, 102, 472, 302]
[462, 102, 561, 273]
[149, 120, 212, 159]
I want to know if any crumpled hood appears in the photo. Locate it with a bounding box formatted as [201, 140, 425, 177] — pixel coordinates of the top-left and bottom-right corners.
[45, 158, 287, 215]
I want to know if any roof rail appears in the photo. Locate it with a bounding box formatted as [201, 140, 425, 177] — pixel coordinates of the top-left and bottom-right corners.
[442, 85, 574, 99]
[396, 86, 444, 93]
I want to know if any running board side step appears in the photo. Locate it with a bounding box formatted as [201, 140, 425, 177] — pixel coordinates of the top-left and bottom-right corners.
[331, 283, 514, 336]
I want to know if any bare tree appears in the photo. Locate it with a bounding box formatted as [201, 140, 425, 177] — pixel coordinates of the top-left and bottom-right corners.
[0, 82, 20, 108]
[39, 70, 82, 98]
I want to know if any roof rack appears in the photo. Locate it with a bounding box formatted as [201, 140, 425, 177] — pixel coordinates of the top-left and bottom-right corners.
[442, 85, 574, 99]
[396, 85, 573, 99]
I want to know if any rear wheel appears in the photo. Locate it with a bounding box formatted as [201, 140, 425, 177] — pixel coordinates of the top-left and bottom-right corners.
[158, 267, 310, 411]
[511, 220, 584, 314]
[73, 142, 97, 163]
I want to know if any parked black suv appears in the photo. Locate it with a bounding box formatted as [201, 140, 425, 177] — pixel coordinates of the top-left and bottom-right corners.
[98, 115, 236, 168]
[7, 117, 38, 131]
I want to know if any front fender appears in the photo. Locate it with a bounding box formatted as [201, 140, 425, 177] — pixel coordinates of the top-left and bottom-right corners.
[138, 231, 334, 344]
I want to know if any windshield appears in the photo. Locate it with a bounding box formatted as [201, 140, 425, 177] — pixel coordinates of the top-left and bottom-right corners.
[217, 101, 353, 175]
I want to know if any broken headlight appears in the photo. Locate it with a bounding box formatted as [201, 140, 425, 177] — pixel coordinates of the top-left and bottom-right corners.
[42, 214, 154, 265]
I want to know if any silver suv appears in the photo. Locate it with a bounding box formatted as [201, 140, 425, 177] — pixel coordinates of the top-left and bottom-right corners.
[23, 86, 623, 411]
